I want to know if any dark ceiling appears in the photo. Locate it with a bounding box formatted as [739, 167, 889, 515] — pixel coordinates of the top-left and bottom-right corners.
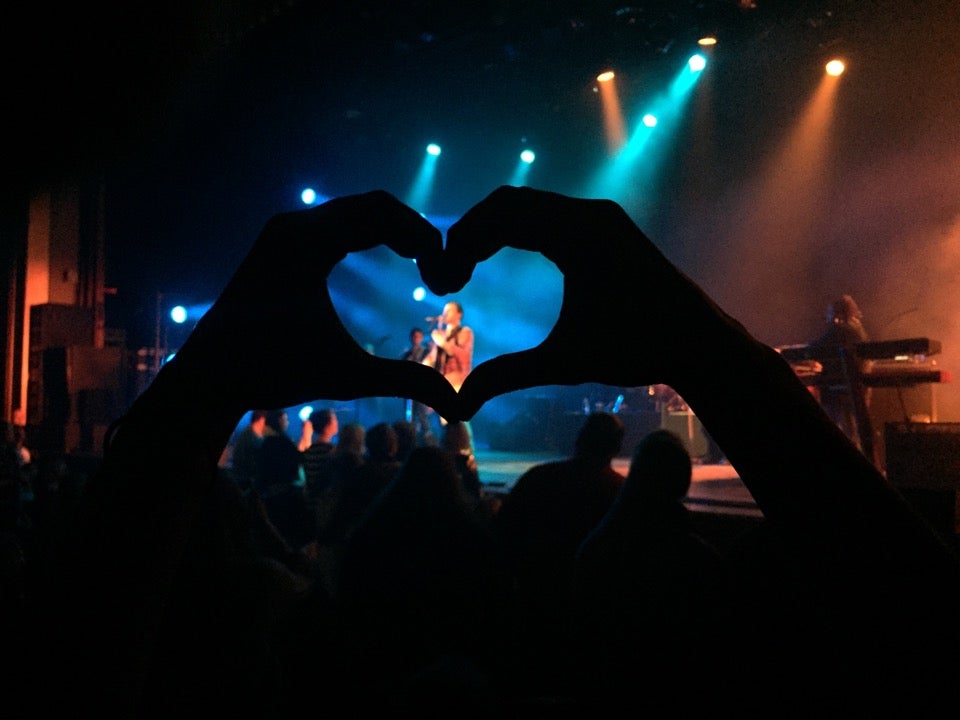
[4, 1, 854, 198]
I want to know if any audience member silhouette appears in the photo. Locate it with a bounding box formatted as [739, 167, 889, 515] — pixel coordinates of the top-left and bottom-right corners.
[228, 409, 269, 489]
[300, 407, 338, 515]
[570, 428, 733, 709]
[492, 410, 625, 697]
[440, 419, 502, 524]
[254, 432, 315, 555]
[440, 420, 482, 502]
[38, 187, 960, 716]
[310, 422, 369, 595]
[313, 423, 367, 541]
[360, 422, 402, 488]
[391, 418, 419, 464]
[264, 408, 288, 436]
[0, 422, 29, 656]
[335, 446, 512, 712]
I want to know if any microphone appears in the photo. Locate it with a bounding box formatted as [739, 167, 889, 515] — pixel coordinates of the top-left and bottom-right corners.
[425, 316, 441, 322]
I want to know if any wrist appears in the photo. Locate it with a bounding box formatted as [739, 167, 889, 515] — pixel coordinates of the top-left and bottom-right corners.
[119, 356, 247, 454]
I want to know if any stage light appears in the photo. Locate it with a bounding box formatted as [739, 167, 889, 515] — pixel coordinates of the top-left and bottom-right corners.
[170, 305, 187, 324]
[688, 54, 707, 72]
[413, 286, 426, 301]
[298, 406, 313, 422]
[585, 52, 706, 211]
[408, 145, 442, 211]
[825, 59, 845, 76]
[596, 69, 627, 155]
[698, 36, 717, 46]
[509, 148, 536, 186]
[299, 188, 329, 205]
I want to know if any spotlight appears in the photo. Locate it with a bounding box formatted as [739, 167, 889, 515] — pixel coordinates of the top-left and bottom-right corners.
[698, 36, 717, 46]
[426, 143, 442, 156]
[825, 59, 845, 76]
[688, 54, 707, 72]
[520, 149, 536, 164]
[300, 188, 316, 205]
[298, 406, 313, 422]
[596, 70, 615, 82]
[642, 113, 658, 128]
[170, 305, 187, 324]
[413, 286, 426, 301]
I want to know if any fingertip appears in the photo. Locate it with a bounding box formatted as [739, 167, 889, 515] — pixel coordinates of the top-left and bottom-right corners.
[416, 246, 474, 295]
[457, 351, 552, 416]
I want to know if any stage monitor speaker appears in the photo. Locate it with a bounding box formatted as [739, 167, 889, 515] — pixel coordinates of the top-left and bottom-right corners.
[884, 422, 960, 542]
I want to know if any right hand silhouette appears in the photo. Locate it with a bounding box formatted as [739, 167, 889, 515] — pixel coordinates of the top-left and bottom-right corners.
[418, 186, 744, 419]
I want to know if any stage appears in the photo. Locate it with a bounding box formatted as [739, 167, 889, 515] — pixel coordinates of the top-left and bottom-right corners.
[473, 448, 765, 554]
[475, 449, 761, 518]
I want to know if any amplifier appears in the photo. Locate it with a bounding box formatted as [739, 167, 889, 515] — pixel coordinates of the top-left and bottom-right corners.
[884, 422, 960, 541]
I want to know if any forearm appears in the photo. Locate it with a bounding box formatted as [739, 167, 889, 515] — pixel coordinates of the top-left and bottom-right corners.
[673, 329, 874, 520]
[88, 355, 247, 578]
[669, 310, 958, 576]
[60, 357, 247, 710]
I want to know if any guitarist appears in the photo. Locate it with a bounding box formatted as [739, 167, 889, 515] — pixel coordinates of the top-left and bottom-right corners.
[400, 326, 437, 442]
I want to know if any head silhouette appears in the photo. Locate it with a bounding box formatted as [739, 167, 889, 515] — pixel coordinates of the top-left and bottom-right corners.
[574, 412, 625, 462]
[623, 429, 692, 502]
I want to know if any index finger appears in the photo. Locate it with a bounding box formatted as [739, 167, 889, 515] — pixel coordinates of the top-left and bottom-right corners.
[297, 190, 445, 265]
[424, 186, 643, 294]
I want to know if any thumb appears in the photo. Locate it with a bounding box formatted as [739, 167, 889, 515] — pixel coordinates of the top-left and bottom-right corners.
[456, 345, 574, 420]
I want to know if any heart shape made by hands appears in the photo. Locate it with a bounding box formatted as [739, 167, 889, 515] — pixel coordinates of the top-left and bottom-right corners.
[210, 186, 699, 423]
[310, 185, 697, 421]
[327, 241, 563, 411]
[176, 187, 696, 424]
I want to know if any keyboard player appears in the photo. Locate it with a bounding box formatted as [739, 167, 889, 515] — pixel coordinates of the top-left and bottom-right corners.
[804, 295, 871, 450]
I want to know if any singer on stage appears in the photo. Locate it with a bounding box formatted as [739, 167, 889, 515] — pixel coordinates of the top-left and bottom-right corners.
[429, 301, 474, 392]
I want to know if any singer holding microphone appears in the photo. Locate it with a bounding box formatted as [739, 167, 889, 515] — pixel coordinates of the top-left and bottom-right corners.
[427, 301, 474, 392]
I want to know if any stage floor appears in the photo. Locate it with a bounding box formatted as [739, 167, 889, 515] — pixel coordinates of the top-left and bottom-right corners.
[475, 449, 762, 518]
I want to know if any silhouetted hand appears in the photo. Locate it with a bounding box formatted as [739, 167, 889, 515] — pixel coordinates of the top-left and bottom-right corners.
[420, 186, 749, 419]
[164, 191, 461, 419]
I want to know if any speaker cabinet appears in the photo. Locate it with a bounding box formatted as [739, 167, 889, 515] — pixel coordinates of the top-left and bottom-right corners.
[29, 303, 95, 350]
[662, 410, 709, 459]
[26, 345, 124, 455]
[884, 422, 960, 542]
[868, 384, 938, 471]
